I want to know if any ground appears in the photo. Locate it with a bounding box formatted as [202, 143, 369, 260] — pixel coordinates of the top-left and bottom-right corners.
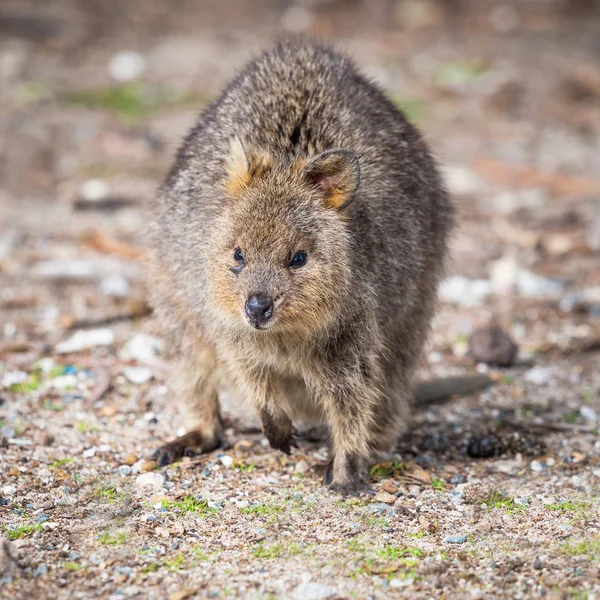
[0, 1, 599, 599]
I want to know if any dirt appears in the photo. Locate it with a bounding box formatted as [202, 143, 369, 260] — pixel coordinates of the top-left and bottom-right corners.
[1, 1, 599, 599]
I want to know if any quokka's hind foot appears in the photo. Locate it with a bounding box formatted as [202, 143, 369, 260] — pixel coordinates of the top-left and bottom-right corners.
[151, 429, 222, 466]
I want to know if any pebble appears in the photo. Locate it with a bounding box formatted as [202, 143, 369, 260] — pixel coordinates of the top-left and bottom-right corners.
[3, 485, 17, 496]
[115, 566, 133, 577]
[525, 366, 552, 385]
[1, 370, 28, 388]
[365, 503, 395, 516]
[82, 447, 96, 458]
[389, 577, 414, 588]
[80, 178, 110, 202]
[37, 514, 49, 523]
[100, 274, 130, 298]
[292, 582, 338, 600]
[530, 460, 544, 473]
[468, 326, 518, 367]
[373, 491, 397, 505]
[439, 276, 490, 307]
[517, 270, 563, 298]
[220, 455, 234, 468]
[295, 460, 309, 475]
[124, 453, 139, 466]
[346, 522, 361, 535]
[135, 472, 164, 491]
[380, 479, 399, 494]
[489, 256, 519, 292]
[444, 534, 468, 544]
[33, 563, 48, 577]
[56, 329, 114, 354]
[580, 406, 597, 422]
[118, 466, 132, 476]
[450, 474, 466, 485]
[108, 51, 147, 82]
[123, 367, 153, 385]
[119, 334, 163, 363]
[442, 165, 483, 197]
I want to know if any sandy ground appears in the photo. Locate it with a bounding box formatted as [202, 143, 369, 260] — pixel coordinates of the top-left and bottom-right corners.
[1, 1, 599, 598]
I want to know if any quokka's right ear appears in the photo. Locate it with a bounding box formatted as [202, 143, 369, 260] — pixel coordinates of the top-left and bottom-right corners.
[301, 148, 360, 210]
[223, 135, 273, 197]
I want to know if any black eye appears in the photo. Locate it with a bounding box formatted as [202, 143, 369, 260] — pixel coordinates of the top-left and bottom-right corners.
[234, 247, 244, 263]
[289, 251, 307, 268]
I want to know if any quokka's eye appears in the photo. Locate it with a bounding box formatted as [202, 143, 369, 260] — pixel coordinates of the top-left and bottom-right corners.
[288, 251, 307, 268]
[233, 247, 244, 263]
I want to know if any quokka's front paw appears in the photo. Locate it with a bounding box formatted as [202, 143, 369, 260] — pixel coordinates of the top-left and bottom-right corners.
[260, 408, 298, 455]
[151, 429, 221, 467]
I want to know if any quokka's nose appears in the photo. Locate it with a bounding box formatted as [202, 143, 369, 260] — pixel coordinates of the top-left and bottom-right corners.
[245, 295, 274, 326]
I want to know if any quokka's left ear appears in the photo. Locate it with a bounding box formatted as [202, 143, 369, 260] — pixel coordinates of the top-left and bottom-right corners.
[223, 135, 273, 197]
[301, 148, 360, 209]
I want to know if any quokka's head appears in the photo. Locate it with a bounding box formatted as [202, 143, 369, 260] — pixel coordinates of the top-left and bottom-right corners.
[207, 136, 360, 334]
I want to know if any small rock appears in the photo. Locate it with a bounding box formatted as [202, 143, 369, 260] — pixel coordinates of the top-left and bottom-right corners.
[365, 503, 395, 516]
[135, 472, 164, 491]
[295, 460, 309, 475]
[489, 256, 519, 292]
[346, 522, 361, 535]
[123, 367, 153, 385]
[530, 460, 544, 473]
[525, 366, 552, 385]
[580, 406, 597, 422]
[1, 537, 18, 575]
[100, 274, 129, 298]
[380, 479, 399, 494]
[517, 270, 563, 298]
[450, 474, 466, 485]
[124, 453, 139, 466]
[119, 334, 163, 363]
[79, 179, 110, 202]
[292, 582, 337, 600]
[389, 577, 414, 588]
[3, 485, 17, 496]
[373, 491, 397, 505]
[118, 465, 132, 476]
[82, 447, 96, 458]
[462, 482, 496, 504]
[439, 276, 490, 307]
[220, 455, 234, 468]
[108, 51, 146, 82]
[444, 534, 468, 544]
[468, 326, 518, 367]
[99, 405, 118, 417]
[56, 329, 114, 354]
[33, 563, 47, 577]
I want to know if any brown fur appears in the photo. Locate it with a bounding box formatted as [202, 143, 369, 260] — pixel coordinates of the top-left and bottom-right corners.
[149, 40, 455, 490]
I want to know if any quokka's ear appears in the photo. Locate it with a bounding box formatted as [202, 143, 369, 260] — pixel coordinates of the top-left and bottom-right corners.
[301, 149, 360, 209]
[223, 135, 273, 196]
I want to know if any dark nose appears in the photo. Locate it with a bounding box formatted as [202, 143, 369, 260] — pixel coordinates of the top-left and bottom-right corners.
[245, 295, 274, 326]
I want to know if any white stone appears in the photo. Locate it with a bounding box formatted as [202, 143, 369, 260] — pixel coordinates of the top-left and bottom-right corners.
[2, 485, 17, 496]
[439, 276, 490, 307]
[119, 334, 163, 363]
[123, 367, 153, 385]
[220, 455, 234, 468]
[390, 577, 414, 588]
[1, 370, 28, 388]
[517, 270, 563, 298]
[79, 179, 110, 202]
[82, 447, 96, 458]
[580, 405, 597, 423]
[530, 460, 544, 473]
[442, 165, 482, 197]
[292, 582, 337, 600]
[108, 51, 146, 82]
[525, 366, 552, 385]
[56, 329, 114, 354]
[100, 274, 129, 298]
[135, 472, 164, 491]
[490, 256, 519, 292]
